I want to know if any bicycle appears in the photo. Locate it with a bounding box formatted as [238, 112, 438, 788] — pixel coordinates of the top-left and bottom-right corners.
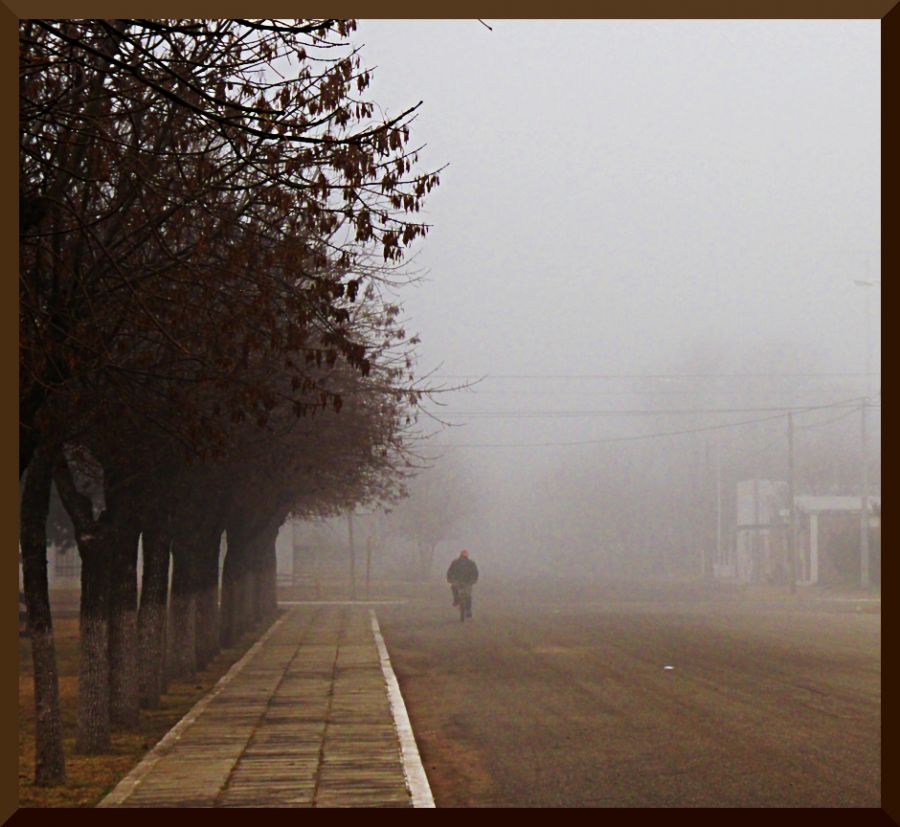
[454, 582, 473, 622]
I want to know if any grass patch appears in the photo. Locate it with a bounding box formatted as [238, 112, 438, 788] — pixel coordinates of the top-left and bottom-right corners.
[18, 613, 277, 808]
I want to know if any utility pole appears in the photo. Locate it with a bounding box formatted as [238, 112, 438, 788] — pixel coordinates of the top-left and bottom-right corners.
[787, 412, 796, 594]
[752, 476, 760, 583]
[853, 272, 878, 590]
[715, 436, 722, 580]
[860, 399, 870, 589]
[347, 510, 356, 600]
[701, 440, 709, 579]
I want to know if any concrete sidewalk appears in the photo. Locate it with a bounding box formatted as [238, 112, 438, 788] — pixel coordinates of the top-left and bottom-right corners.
[98, 604, 428, 808]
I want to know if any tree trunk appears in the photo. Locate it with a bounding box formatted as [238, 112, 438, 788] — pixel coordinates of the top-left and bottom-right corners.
[252, 537, 266, 623]
[219, 540, 241, 649]
[54, 455, 134, 753]
[76, 535, 113, 753]
[19, 382, 50, 480]
[167, 542, 196, 679]
[19, 449, 66, 784]
[138, 515, 170, 709]
[256, 528, 279, 620]
[194, 533, 221, 671]
[221, 517, 251, 648]
[108, 518, 141, 729]
[222, 508, 283, 644]
[240, 550, 258, 631]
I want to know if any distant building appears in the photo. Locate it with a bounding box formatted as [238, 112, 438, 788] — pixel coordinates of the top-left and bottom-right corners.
[714, 482, 880, 587]
[795, 496, 881, 587]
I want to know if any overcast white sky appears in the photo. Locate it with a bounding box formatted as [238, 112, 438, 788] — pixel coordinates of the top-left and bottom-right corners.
[354, 20, 879, 366]
[350, 19, 879, 476]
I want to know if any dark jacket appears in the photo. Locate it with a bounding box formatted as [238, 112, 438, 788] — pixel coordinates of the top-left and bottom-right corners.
[447, 556, 479, 585]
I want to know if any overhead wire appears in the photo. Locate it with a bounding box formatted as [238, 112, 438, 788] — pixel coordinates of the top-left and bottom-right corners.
[425, 402, 868, 419]
[702, 393, 878, 464]
[430, 371, 879, 381]
[429, 397, 871, 449]
[797, 404, 869, 432]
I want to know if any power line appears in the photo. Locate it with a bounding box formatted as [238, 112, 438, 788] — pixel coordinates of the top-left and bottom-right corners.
[797, 404, 866, 432]
[431, 372, 879, 381]
[426, 402, 871, 419]
[430, 398, 867, 450]
[441, 388, 865, 397]
[721, 401, 871, 464]
[434, 413, 791, 448]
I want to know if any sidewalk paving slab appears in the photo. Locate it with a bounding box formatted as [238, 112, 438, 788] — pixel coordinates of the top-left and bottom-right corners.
[98, 604, 416, 808]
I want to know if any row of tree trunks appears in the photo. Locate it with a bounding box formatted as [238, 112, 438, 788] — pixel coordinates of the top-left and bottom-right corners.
[54, 460, 163, 749]
[54, 460, 143, 754]
[25, 455, 286, 777]
[221, 508, 283, 648]
[166, 516, 225, 678]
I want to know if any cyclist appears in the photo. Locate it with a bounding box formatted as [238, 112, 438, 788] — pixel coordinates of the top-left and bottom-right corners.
[447, 549, 479, 618]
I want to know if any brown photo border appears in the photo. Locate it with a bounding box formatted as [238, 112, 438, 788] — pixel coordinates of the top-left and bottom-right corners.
[2, 5, 893, 824]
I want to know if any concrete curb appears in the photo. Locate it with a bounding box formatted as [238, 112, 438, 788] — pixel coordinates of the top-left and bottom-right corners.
[370, 609, 436, 808]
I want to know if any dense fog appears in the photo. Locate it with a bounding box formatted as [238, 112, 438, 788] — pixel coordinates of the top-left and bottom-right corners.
[293, 20, 881, 586]
[20, 20, 881, 803]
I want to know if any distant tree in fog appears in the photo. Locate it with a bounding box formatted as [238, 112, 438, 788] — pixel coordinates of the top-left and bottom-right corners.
[388, 456, 477, 579]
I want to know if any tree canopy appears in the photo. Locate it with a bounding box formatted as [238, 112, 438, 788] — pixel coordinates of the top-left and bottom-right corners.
[19, 18, 442, 785]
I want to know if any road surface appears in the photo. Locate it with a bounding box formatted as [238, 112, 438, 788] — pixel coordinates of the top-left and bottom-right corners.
[378, 582, 880, 807]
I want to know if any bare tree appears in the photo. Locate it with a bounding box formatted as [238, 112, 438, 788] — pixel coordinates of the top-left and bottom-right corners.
[388, 457, 477, 579]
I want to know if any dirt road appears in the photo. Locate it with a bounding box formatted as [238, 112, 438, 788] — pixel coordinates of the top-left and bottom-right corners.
[377, 582, 880, 807]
